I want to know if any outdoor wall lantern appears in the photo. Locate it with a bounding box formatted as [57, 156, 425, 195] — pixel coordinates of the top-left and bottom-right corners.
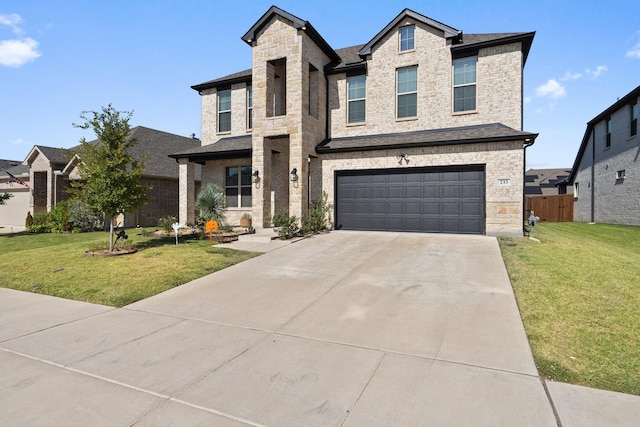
[290, 168, 298, 182]
[252, 170, 260, 189]
[396, 153, 410, 164]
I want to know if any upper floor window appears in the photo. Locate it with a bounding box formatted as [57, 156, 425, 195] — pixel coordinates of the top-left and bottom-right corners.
[397, 66, 417, 119]
[453, 57, 477, 112]
[399, 26, 415, 51]
[574, 182, 579, 198]
[218, 89, 231, 133]
[347, 75, 366, 124]
[606, 118, 611, 148]
[225, 166, 252, 208]
[246, 85, 253, 130]
[631, 102, 638, 137]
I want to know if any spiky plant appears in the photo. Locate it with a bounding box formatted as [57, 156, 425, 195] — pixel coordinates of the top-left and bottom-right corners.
[195, 183, 227, 222]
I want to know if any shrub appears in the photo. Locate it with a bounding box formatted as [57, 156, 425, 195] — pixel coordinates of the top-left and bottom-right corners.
[49, 202, 70, 233]
[25, 211, 33, 229]
[68, 200, 103, 232]
[29, 212, 52, 233]
[302, 192, 331, 235]
[196, 183, 226, 222]
[158, 215, 177, 235]
[272, 210, 300, 239]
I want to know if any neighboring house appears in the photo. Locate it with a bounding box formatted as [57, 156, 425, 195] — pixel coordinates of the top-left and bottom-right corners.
[0, 160, 30, 227]
[525, 168, 572, 196]
[15, 126, 201, 227]
[567, 84, 639, 226]
[173, 6, 537, 236]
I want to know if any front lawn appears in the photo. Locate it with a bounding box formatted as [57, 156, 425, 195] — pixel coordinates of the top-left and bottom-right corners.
[0, 230, 259, 307]
[499, 222, 640, 395]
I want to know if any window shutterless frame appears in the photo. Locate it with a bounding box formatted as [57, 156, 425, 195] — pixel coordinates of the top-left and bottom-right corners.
[246, 85, 253, 130]
[347, 75, 366, 124]
[453, 57, 477, 112]
[218, 89, 231, 133]
[225, 166, 252, 208]
[396, 66, 417, 119]
[399, 25, 415, 52]
[631, 102, 637, 137]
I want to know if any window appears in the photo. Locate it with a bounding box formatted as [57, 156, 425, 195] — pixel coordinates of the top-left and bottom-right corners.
[246, 85, 253, 130]
[399, 26, 415, 51]
[218, 89, 231, 133]
[574, 182, 579, 198]
[606, 118, 611, 148]
[397, 67, 417, 119]
[225, 166, 252, 208]
[631, 102, 638, 137]
[616, 169, 626, 180]
[453, 57, 477, 112]
[347, 75, 366, 123]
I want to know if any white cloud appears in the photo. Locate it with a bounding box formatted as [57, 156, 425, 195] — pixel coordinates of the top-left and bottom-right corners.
[10, 138, 25, 145]
[627, 32, 640, 58]
[560, 71, 582, 81]
[0, 13, 23, 34]
[585, 65, 608, 78]
[536, 79, 566, 99]
[0, 38, 41, 67]
[524, 96, 531, 105]
[0, 13, 41, 67]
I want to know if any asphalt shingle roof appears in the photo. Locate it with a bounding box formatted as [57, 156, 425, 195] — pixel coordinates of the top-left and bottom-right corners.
[316, 123, 537, 153]
[169, 135, 252, 163]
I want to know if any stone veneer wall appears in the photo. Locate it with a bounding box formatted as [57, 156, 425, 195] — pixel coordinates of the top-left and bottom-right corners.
[318, 140, 525, 236]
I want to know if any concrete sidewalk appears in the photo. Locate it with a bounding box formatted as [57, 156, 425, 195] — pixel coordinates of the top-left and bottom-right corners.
[1, 231, 638, 426]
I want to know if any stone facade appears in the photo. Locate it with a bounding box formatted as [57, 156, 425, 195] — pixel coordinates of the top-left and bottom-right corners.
[571, 87, 640, 226]
[183, 6, 536, 236]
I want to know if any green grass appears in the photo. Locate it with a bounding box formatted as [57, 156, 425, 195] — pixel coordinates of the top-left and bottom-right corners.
[499, 222, 640, 395]
[0, 230, 259, 307]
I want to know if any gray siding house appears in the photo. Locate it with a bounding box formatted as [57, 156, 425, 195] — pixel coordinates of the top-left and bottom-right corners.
[174, 6, 537, 236]
[568, 84, 640, 226]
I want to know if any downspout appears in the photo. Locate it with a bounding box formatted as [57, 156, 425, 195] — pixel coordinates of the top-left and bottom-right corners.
[590, 127, 595, 222]
[324, 72, 330, 141]
[523, 138, 535, 234]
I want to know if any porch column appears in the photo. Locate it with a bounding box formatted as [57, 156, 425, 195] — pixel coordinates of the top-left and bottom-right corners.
[178, 158, 195, 225]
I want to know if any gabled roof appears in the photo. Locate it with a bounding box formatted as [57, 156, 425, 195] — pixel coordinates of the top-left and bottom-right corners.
[25, 145, 70, 167]
[241, 6, 340, 64]
[525, 168, 571, 195]
[452, 32, 536, 64]
[359, 8, 461, 57]
[567, 84, 640, 184]
[169, 135, 252, 164]
[316, 123, 537, 153]
[191, 69, 252, 92]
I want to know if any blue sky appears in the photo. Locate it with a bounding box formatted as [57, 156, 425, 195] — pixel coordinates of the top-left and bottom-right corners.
[1, 0, 639, 169]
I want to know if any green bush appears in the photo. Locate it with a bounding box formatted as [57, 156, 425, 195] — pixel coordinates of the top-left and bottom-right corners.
[158, 215, 177, 235]
[302, 191, 331, 234]
[25, 211, 33, 228]
[196, 183, 226, 222]
[272, 210, 300, 239]
[29, 212, 52, 233]
[49, 202, 70, 233]
[68, 200, 103, 232]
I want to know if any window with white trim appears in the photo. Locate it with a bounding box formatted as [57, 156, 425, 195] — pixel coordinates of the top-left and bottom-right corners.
[574, 182, 579, 198]
[397, 66, 417, 119]
[225, 166, 252, 208]
[347, 75, 366, 124]
[246, 85, 253, 130]
[616, 169, 626, 180]
[399, 26, 415, 51]
[218, 89, 231, 133]
[453, 57, 477, 112]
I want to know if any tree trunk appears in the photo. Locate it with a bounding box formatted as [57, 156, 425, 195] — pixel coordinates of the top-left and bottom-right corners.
[109, 219, 114, 251]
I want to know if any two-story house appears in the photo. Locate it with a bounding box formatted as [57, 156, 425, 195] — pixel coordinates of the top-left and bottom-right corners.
[567, 84, 640, 226]
[172, 6, 537, 236]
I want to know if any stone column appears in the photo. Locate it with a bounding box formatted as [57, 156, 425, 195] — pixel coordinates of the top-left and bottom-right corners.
[178, 158, 195, 225]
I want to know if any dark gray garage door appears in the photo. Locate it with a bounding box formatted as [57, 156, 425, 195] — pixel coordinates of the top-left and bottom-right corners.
[335, 166, 485, 234]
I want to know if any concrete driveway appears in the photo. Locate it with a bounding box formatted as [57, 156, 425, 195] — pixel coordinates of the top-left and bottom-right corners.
[2, 231, 637, 426]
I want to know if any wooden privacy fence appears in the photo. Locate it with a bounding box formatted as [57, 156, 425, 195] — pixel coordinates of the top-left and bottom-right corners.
[525, 194, 574, 222]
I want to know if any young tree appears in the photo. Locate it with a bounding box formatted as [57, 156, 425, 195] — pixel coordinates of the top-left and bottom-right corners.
[70, 104, 149, 251]
[0, 193, 13, 205]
